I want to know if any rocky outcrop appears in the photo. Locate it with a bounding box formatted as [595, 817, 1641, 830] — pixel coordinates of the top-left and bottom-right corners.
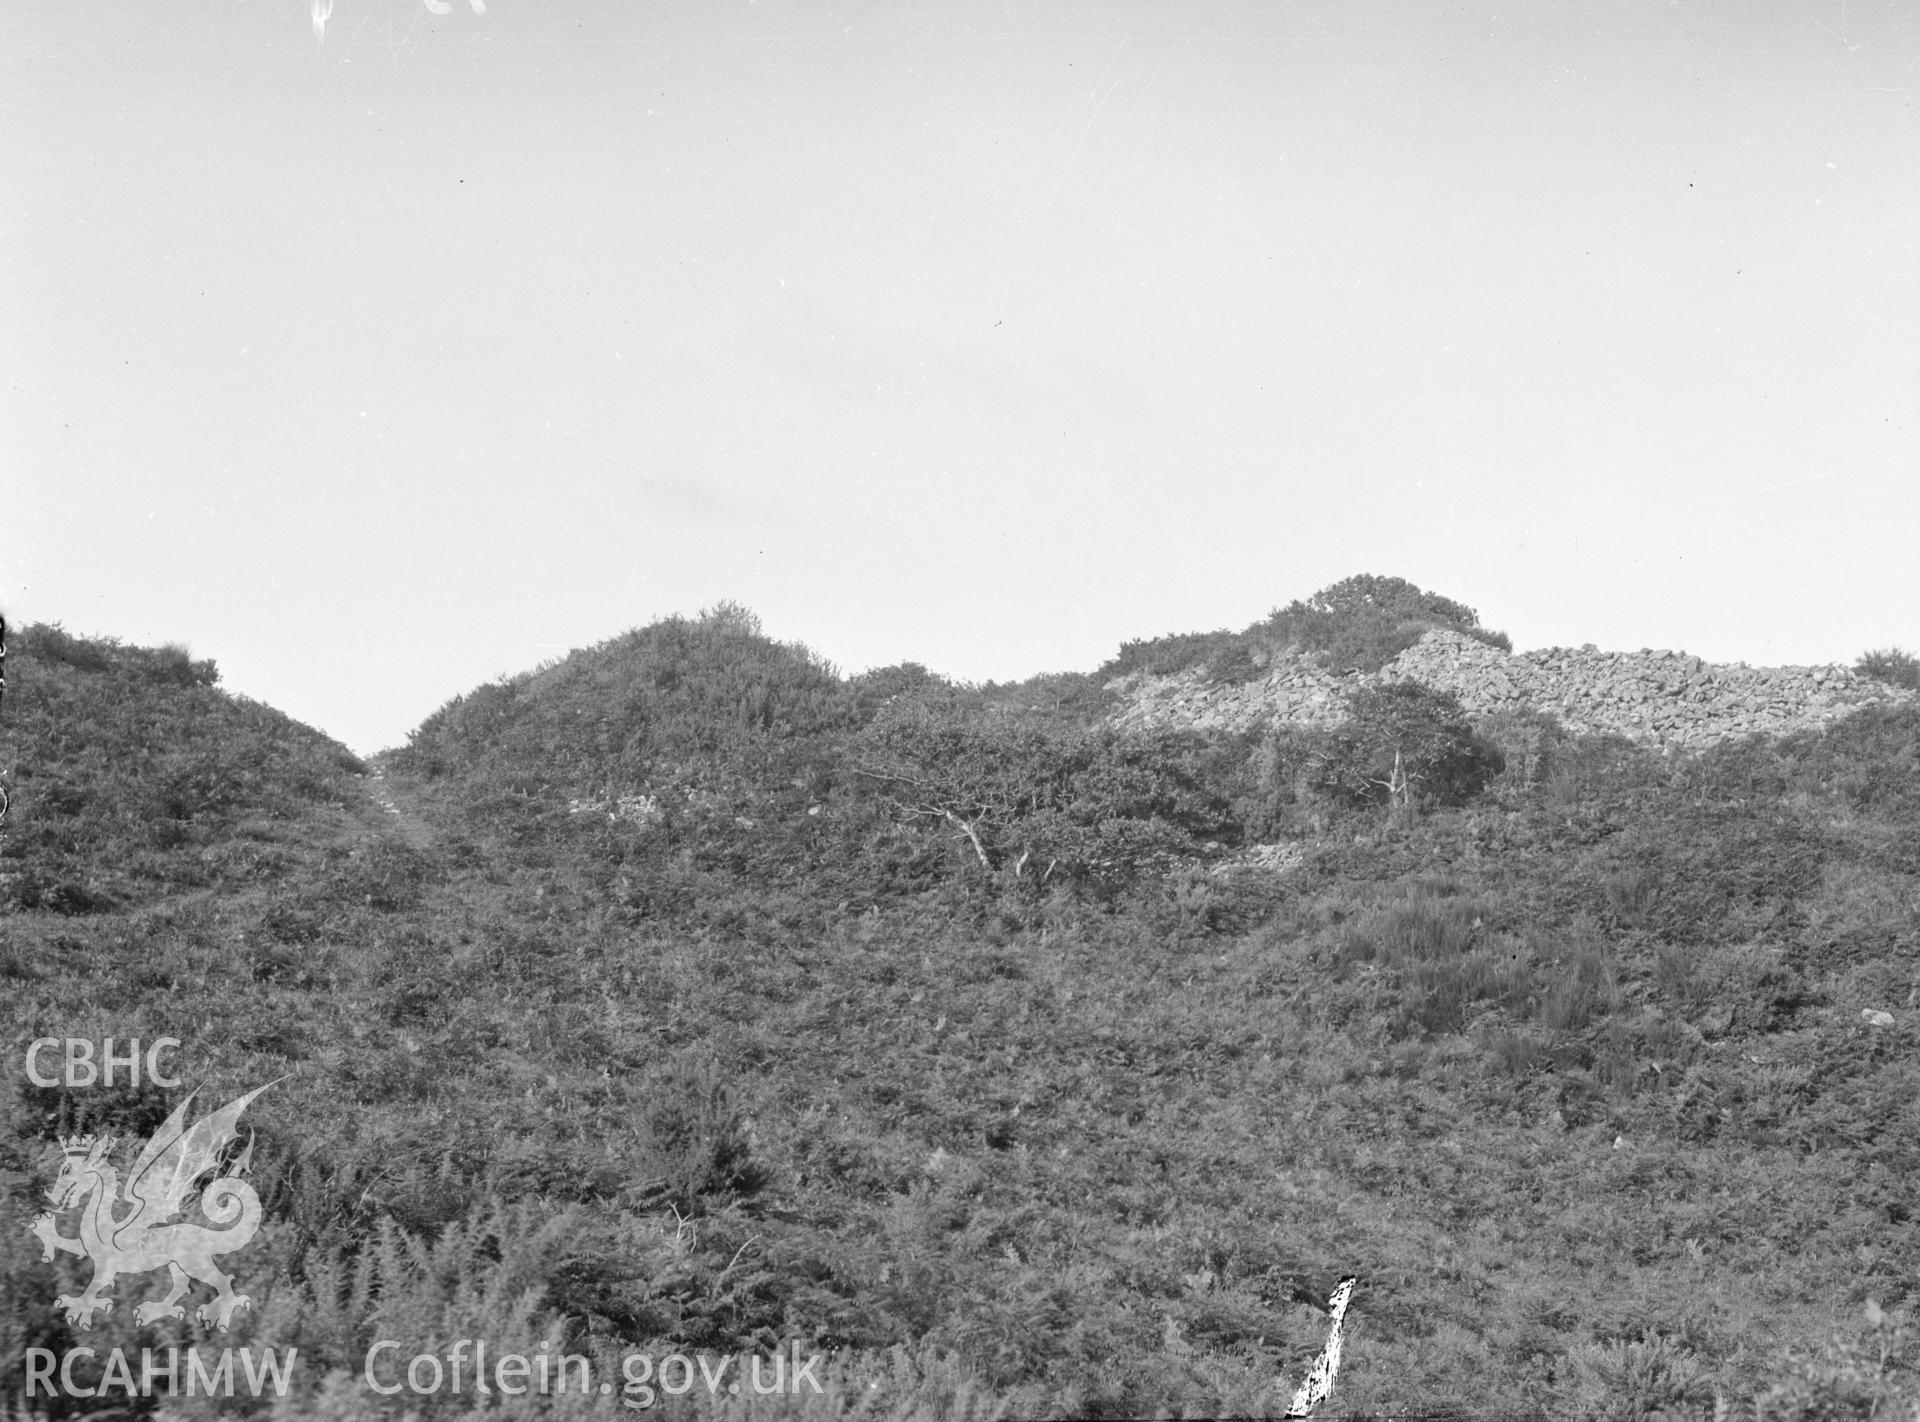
[1110, 627, 1915, 750]
[1110, 658, 1354, 736]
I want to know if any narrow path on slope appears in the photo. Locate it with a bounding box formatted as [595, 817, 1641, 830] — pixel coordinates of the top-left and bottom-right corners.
[359, 753, 438, 852]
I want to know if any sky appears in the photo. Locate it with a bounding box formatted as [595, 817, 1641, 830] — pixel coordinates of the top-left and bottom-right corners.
[3, 0, 1915, 755]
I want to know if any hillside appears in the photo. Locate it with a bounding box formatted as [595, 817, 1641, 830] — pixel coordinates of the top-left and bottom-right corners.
[2, 588, 1918, 1421]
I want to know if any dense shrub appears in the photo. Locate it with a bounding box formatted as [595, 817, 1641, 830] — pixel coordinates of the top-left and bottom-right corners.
[1261, 573, 1513, 673]
[1093, 576, 1512, 685]
[395, 604, 858, 802]
[1472, 706, 1568, 788]
[1307, 682, 1503, 809]
[1295, 573, 1488, 628]
[851, 689, 1235, 883]
[634, 1058, 770, 1211]
[850, 660, 949, 720]
[15, 621, 116, 673]
[1101, 628, 1261, 684]
[14, 622, 219, 686]
[1855, 645, 1920, 691]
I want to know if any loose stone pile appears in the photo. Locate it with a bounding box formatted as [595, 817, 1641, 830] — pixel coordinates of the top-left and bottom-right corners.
[1111, 627, 1915, 750]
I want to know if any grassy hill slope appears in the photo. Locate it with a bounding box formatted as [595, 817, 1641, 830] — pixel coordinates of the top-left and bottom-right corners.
[2, 594, 1917, 1420]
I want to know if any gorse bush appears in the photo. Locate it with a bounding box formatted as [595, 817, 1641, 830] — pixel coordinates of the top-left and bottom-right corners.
[397, 603, 854, 788]
[1300, 574, 1481, 625]
[1101, 628, 1261, 684]
[15, 621, 116, 674]
[1855, 645, 1920, 691]
[848, 660, 946, 720]
[1557, 1327, 1718, 1420]
[851, 688, 1235, 884]
[1472, 706, 1568, 788]
[17, 621, 220, 687]
[1263, 573, 1513, 673]
[635, 1058, 771, 1211]
[1308, 682, 1503, 809]
[1097, 574, 1514, 685]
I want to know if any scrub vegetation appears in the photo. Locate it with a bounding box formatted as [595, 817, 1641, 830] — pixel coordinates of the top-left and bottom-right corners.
[1, 586, 1916, 1420]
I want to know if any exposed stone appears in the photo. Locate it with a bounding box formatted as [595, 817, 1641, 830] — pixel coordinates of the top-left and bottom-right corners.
[1109, 628, 1915, 750]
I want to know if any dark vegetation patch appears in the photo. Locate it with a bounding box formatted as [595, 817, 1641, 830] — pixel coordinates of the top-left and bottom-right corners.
[1856, 645, 1920, 693]
[1102, 572, 1515, 684]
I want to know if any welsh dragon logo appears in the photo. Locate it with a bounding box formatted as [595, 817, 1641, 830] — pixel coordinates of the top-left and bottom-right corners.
[27, 1083, 271, 1331]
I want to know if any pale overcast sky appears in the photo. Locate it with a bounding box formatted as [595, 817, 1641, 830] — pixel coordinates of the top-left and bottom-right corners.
[4, 0, 1914, 754]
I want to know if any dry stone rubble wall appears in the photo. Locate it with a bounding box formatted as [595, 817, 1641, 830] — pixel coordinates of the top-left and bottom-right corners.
[1111, 627, 1915, 750]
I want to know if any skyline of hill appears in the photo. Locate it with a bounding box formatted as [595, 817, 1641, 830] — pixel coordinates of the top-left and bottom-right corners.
[5, 570, 1917, 762]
